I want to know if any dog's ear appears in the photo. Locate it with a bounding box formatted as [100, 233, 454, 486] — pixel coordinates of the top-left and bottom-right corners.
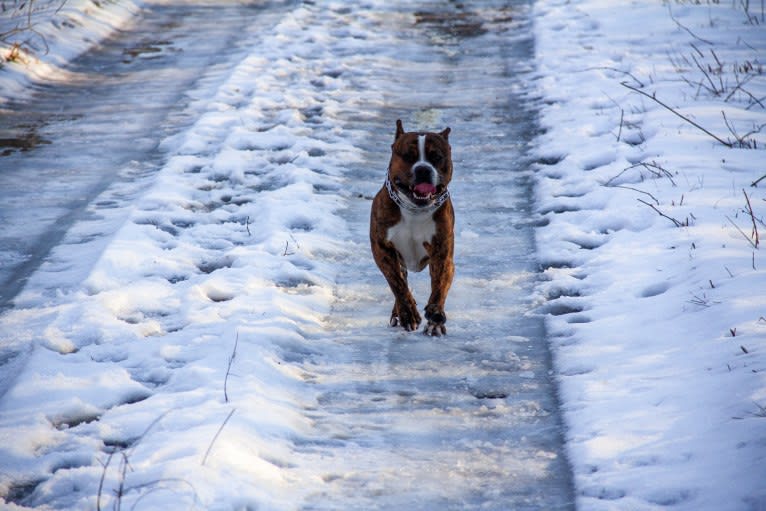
[440, 127, 451, 141]
[395, 119, 405, 141]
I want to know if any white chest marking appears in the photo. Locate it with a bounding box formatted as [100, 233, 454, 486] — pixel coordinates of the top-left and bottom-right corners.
[387, 209, 435, 272]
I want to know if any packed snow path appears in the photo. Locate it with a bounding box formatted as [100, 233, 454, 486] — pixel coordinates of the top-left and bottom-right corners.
[0, 1, 574, 509]
[297, 4, 574, 508]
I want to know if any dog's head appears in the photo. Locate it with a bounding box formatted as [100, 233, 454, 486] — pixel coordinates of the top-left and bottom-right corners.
[388, 119, 452, 208]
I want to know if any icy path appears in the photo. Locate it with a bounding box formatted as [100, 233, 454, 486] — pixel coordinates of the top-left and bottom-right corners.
[0, 1, 573, 509]
[294, 3, 573, 508]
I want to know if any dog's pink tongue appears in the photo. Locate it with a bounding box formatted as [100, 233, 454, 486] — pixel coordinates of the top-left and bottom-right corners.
[414, 183, 436, 197]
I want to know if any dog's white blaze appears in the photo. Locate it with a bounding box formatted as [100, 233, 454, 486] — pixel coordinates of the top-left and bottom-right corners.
[416, 134, 439, 185]
[417, 134, 427, 164]
[387, 208, 436, 272]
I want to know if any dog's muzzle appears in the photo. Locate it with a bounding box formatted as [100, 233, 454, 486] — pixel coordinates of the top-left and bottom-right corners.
[412, 165, 437, 200]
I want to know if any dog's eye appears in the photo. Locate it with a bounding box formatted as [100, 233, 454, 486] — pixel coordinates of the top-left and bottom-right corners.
[428, 152, 443, 166]
[400, 149, 417, 163]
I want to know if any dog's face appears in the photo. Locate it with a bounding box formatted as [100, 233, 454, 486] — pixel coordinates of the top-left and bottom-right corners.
[388, 120, 452, 208]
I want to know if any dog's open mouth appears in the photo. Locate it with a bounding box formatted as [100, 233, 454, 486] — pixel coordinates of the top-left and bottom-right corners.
[412, 182, 437, 202]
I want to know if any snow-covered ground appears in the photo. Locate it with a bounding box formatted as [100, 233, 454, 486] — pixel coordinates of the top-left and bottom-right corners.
[2, 1, 575, 509]
[533, 1, 766, 509]
[0, 0, 765, 510]
[0, 0, 141, 103]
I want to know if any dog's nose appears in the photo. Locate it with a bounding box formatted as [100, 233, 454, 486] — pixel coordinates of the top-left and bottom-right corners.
[413, 164, 434, 183]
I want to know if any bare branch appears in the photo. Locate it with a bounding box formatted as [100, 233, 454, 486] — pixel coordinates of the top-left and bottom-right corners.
[622, 82, 734, 148]
[1, 0, 69, 56]
[613, 185, 660, 205]
[668, 6, 715, 45]
[201, 408, 236, 466]
[604, 161, 677, 187]
[96, 452, 115, 511]
[743, 189, 760, 248]
[722, 110, 766, 148]
[585, 66, 645, 88]
[724, 72, 765, 109]
[691, 51, 721, 95]
[616, 108, 624, 142]
[726, 215, 759, 249]
[638, 198, 685, 227]
[224, 331, 239, 403]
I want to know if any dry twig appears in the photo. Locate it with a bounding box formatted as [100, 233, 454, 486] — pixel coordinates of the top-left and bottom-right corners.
[96, 452, 115, 511]
[622, 83, 734, 148]
[742, 189, 760, 248]
[96, 410, 172, 510]
[201, 408, 236, 466]
[617, 108, 624, 142]
[722, 111, 765, 148]
[586, 66, 644, 88]
[224, 331, 238, 403]
[613, 185, 660, 205]
[726, 215, 759, 249]
[1, 0, 69, 57]
[605, 161, 677, 187]
[638, 198, 685, 227]
[668, 6, 714, 45]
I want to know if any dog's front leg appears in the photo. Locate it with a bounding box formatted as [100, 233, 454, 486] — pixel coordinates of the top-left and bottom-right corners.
[372, 240, 421, 331]
[424, 250, 453, 335]
[424, 207, 455, 336]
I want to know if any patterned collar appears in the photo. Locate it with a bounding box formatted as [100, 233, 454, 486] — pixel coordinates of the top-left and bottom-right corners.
[385, 176, 450, 214]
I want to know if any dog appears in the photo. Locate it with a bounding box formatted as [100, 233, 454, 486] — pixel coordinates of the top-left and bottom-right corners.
[370, 119, 454, 336]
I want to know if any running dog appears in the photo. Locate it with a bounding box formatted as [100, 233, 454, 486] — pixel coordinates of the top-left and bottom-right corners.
[370, 120, 454, 336]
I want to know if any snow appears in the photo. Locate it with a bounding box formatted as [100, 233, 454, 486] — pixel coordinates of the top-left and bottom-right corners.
[0, 0, 142, 104]
[0, 0, 765, 510]
[532, 1, 766, 509]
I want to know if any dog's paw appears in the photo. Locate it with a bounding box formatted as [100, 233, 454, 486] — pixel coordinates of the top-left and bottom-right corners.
[424, 304, 447, 336]
[400, 311, 422, 332]
[391, 301, 421, 332]
[424, 322, 446, 336]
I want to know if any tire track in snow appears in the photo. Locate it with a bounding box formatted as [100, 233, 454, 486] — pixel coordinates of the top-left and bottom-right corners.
[0, 0, 296, 312]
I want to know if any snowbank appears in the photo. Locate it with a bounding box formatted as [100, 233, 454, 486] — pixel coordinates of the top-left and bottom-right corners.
[532, 1, 766, 509]
[0, 0, 142, 103]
